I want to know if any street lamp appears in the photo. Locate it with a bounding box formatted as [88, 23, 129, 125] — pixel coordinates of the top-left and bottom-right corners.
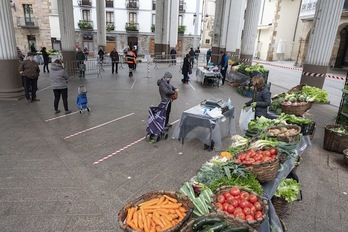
[193, 13, 197, 25]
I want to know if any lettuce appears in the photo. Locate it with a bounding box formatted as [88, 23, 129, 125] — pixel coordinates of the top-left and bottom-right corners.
[274, 178, 301, 203]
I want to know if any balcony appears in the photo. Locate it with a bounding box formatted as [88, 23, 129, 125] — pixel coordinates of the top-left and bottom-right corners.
[78, 20, 93, 30]
[179, 1, 186, 13]
[16, 17, 39, 29]
[78, 0, 92, 7]
[125, 22, 139, 32]
[126, 0, 139, 9]
[106, 22, 115, 32]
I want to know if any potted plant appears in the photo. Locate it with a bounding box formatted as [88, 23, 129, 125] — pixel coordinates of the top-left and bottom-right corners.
[78, 20, 92, 30]
[151, 24, 155, 33]
[272, 178, 301, 218]
[125, 23, 137, 31]
[178, 25, 186, 34]
[106, 22, 115, 32]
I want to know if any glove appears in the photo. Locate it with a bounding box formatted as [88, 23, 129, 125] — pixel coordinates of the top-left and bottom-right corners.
[251, 102, 257, 108]
[242, 105, 247, 109]
[221, 67, 225, 71]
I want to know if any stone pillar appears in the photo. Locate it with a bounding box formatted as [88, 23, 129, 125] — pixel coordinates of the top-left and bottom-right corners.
[169, 0, 179, 49]
[96, 0, 106, 50]
[0, 1, 24, 100]
[155, 0, 170, 57]
[300, 0, 345, 88]
[57, 0, 76, 75]
[211, 0, 225, 64]
[240, 0, 262, 65]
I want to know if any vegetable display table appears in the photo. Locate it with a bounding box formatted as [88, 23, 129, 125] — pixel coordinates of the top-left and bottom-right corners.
[196, 67, 222, 87]
[172, 104, 236, 151]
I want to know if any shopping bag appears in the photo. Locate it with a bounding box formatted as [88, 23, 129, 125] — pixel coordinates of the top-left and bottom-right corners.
[239, 107, 255, 131]
[188, 66, 192, 74]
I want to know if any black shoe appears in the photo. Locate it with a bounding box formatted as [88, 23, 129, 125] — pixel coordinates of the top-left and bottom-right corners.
[65, 110, 71, 114]
[55, 110, 61, 114]
[27, 99, 32, 103]
[32, 98, 40, 102]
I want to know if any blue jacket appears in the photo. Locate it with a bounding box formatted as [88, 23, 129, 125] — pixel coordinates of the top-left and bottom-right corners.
[219, 54, 228, 69]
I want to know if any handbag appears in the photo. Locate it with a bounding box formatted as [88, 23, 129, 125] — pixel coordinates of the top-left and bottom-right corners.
[188, 66, 192, 74]
[171, 91, 178, 100]
[239, 107, 255, 131]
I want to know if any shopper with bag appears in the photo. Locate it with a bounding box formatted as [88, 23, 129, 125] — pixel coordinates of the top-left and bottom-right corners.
[181, 54, 191, 84]
[242, 75, 276, 119]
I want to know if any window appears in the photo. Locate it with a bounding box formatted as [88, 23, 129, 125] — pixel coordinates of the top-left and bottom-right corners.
[106, 0, 113, 8]
[129, 12, 137, 23]
[82, 10, 91, 21]
[106, 12, 114, 23]
[178, 15, 183, 26]
[152, 0, 156, 10]
[152, 14, 156, 25]
[23, 4, 34, 26]
[205, 39, 210, 44]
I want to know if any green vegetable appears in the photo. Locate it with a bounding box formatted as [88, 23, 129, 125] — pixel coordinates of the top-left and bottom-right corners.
[192, 217, 224, 231]
[330, 127, 348, 135]
[302, 86, 329, 103]
[201, 222, 229, 232]
[180, 182, 213, 217]
[221, 226, 250, 232]
[274, 178, 301, 203]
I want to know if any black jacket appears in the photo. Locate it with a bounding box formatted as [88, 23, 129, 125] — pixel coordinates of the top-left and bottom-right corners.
[110, 51, 119, 62]
[245, 86, 271, 117]
[182, 57, 190, 74]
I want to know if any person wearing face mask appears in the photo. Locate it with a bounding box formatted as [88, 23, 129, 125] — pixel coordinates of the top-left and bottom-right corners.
[157, 72, 178, 128]
[19, 52, 40, 103]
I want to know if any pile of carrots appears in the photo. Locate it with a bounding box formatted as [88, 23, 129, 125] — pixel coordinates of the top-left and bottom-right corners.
[125, 194, 187, 232]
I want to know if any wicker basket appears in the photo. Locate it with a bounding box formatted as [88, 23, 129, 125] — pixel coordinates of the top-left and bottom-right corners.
[118, 191, 193, 232]
[179, 212, 256, 232]
[287, 83, 307, 93]
[280, 101, 312, 116]
[323, 125, 348, 153]
[271, 196, 289, 219]
[234, 148, 280, 183]
[211, 186, 269, 230]
[343, 149, 348, 165]
[266, 125, 301, 143]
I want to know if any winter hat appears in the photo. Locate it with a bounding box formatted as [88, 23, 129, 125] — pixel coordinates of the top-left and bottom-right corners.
[164, 71, 172, 79]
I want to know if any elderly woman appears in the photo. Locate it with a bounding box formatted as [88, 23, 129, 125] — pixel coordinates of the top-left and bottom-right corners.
[50, 59, 71, 114]
[244, 75, 276, 119]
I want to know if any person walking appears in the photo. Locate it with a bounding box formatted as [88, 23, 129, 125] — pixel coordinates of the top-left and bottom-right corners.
[170, 47, 177, 65]
[157, 72, 178, 128]
[76, 48, 85, 78]
[181, 54, 191, 84]
[50, 59, 71, 114]
[83, 46, 89, 60]
[194, 47, 200, 63]
[206, 48, 212, 65]
[126, 48, 136, 77]
[110, 48, 119, 74]
[243, 75, 276, 119]
[98, 47, 105, 62]
[132, 46, 138, 70]
[41, 47, 50, 73]
[219, 50, 228, 85]
[19, 52, 40, 103]
[189, 48, 195, 67]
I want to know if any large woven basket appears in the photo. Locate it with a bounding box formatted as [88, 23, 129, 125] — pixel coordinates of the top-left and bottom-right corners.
[179, 212, 256, 232]
[266, 125, 302, 143]
[280, 101, 312, 116]
[287, 83, 306, 94]
[271, 196, 289, 219]
[118, 191, 193, 232]
[234, 148, 280, 183]
[211, 186, 269, 230]
[323, 125, 348, 153]
[343, 149, 348, 165]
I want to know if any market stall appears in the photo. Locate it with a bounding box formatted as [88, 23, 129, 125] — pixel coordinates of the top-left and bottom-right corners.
[196, 67, 222, 87]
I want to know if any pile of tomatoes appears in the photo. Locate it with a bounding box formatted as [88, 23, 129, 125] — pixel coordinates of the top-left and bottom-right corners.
[214, 187, 264, 222]
[235, 148, 278, 165]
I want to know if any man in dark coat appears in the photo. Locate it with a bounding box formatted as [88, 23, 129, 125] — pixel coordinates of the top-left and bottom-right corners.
[41, 47, 50, 73]
[110, 48, 119, 74]
[76, 48, 86, 77]
[19, 52, 40, 103]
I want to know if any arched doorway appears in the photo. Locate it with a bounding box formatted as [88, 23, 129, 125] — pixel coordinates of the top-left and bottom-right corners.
[127, 36, 138, 50]
[335, 25, 348, 68]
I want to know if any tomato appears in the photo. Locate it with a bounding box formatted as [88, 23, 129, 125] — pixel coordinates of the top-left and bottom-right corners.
[239, 200, 250, 209]
[230, 199, 239, 208]
[249, 205, 256, 213]
[234, 207, 243, 214]
[270, 148, 277, 156]
[249, 152, 256, 158]
[234, 212, 245, 220]
[249, 194, 257, 204]
[254, 202, 262, 211]
[222, 202, 230, 211]
[239, 154, 246, 161]
[263, 151, 271, 157]
[243, 207, 252, 215]
[230, 187, 241, 196]
[254, 154, 262, 161]
[262, 156, 272, 162]
[257, 150, 263, 156]
[239, 191, 250, 201]
[245, 215, 254, 221]
[217, 194, 225, 204]
[227, 204, 235, 214]
[215, 202, 223, 210]
[254, 211, 263, 219]
[223, 192, 231, 199]
[225, 195, 234, 204]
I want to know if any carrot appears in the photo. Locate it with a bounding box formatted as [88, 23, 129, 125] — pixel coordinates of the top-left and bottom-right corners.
[160, 223, 173, 231]
[157, 210, 173, 222]
[159, 203, 182, 209]
[156, 196, 165, 205]
[127, 220, 141, 231]
[152, 215, 164, 228]
[126, 207, 135, 223]
[157, 209, 169, 214]
[178, 207, 186, 213]
[138, 211, 144, 229]
[139, 198, 159, 207]
[162, 198, 169, 205]
[133, 210, 138, 228]
[149, 227, 156, 232]
[155, 225, 162, 232]
[141, 207, 149, 232]
[175, 209, 184, 219]
[163, 195, 178, 203]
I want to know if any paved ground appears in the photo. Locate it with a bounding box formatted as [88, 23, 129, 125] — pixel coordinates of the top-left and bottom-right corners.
[0, 57, 347, 232]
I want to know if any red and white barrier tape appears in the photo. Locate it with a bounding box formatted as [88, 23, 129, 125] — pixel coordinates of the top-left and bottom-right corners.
[254, 61, 345, 81]
[93, 136, 145, 165]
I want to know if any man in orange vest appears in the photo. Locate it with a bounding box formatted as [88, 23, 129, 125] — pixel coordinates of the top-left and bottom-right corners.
[126, 48, 136, 77]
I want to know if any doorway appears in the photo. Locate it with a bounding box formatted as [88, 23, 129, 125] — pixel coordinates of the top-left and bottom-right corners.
[127, 36, 138, 50]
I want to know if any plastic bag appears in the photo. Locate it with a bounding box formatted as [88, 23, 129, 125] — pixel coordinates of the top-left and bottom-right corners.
[239, 107, 255, 131]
